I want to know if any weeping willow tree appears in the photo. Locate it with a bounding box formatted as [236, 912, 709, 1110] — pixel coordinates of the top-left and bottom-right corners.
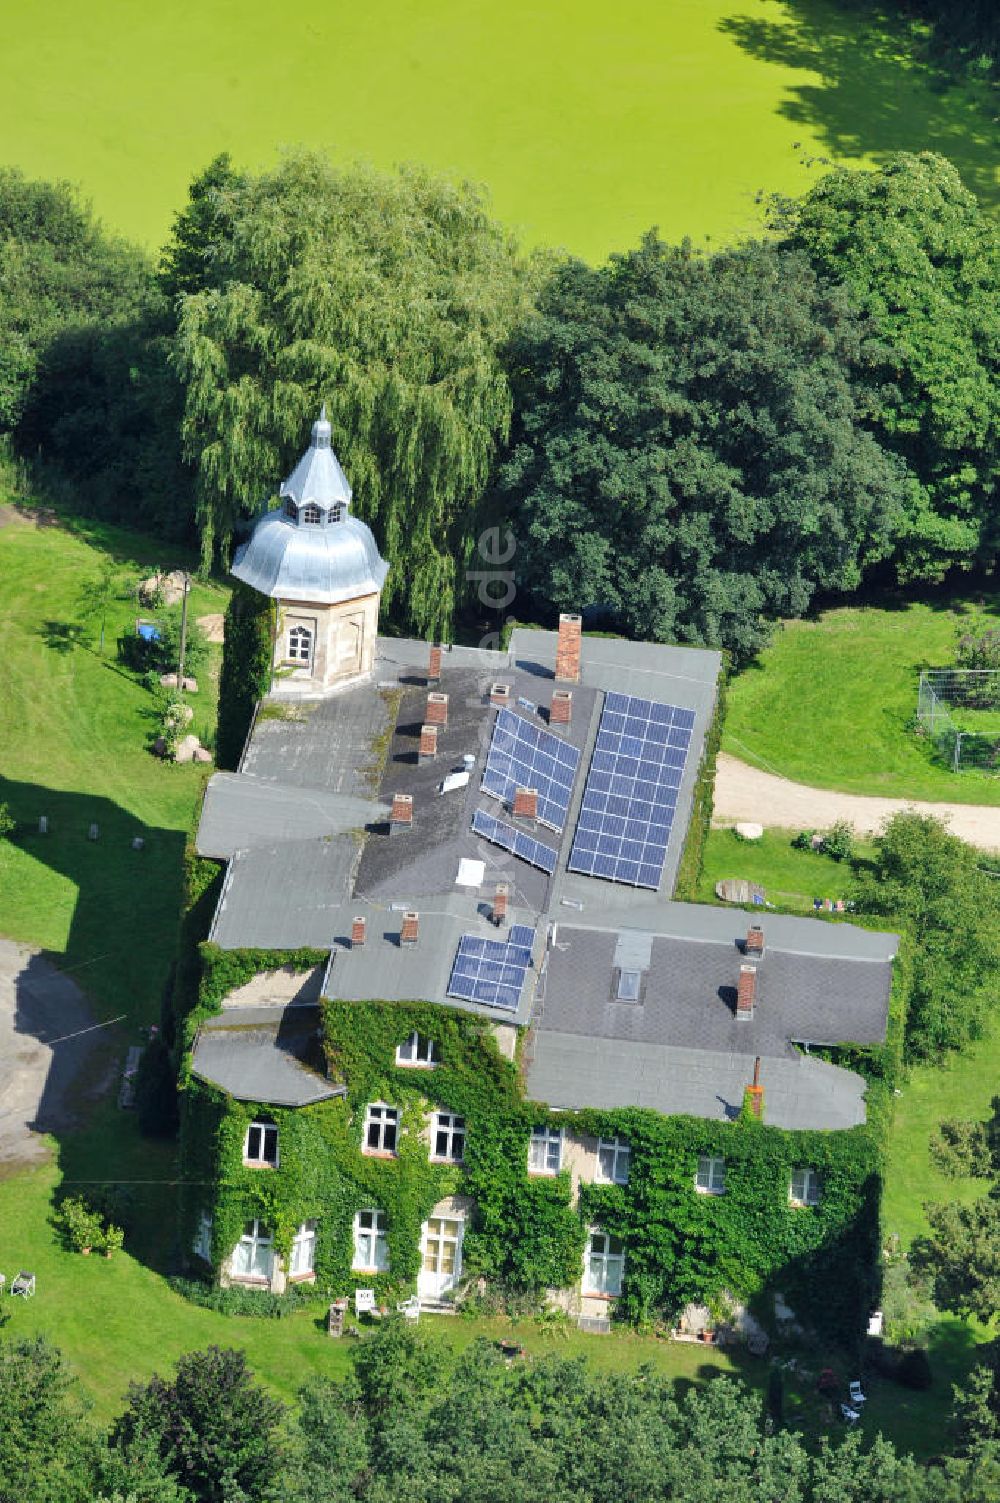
[166, 152, 534, 638]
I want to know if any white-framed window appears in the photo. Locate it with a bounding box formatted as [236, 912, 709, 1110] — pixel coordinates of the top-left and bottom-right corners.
[244, 1118, 278, 1167]
[363, 1102, 399, 1155]
[528, 1124, 563, 1175]
[583, 1229, 625, 1297]
[695, 1155, 726, 1195]
[431, 1111, 465, 1163]
[353, 1209, 389, 1272]
[330, 503, 344, 524]
[396, 1032, 440, 1068]
[231, 1220, 273, 1282]
[287, 624, 312, 664]
[284, 498, 297, 521]
[193, 1211, 212, 1262]
[596, 1137, 631, 1185]
[289, 1219, 317, 1277]
[790, 1167, 821, 1207]
[301, 502, 322, 525]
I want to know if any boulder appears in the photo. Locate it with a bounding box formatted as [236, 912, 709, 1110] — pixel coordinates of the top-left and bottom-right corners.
[174, 734, 201, 764]
[138, 573, 162, 606]
[734, 822, 763, 841]
[193, 746, 213, 764]
[160, 570, 188, 606]
[159, 673, 199, 693]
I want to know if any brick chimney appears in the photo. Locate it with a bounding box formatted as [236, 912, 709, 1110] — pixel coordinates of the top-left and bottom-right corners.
[427, 644, 442, 685]
[549, 688, 572, 727]
[390, 792, 413, 833]
[426, 691, 449, 727]
[493, 882, 509, 927]
[737, 963, 756, 1019]
[745, 924, 765, 959]
[418, 723, 438, 762]
[400, 911, 419, 945]
[555, 613, 582, 683]
[512, 787, 538, 821]
[351, 916, 367, 948]
[744, 1057, 764, 1119]
[490, 682, 512, 707]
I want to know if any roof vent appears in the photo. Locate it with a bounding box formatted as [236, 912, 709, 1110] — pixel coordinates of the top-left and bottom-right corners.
[426, 691, 448, 727]
[390, 792, 413, 833]
[555, 613, 582, 684]
[400, 911, 419, 945]
[550, 687, 573, 727]
[737, 963, 756, 1019]
[418, 724, 438, 761]
[490, 682, 512, 707]
[427, 643, 442, 685]
[745, 925, 765, 958]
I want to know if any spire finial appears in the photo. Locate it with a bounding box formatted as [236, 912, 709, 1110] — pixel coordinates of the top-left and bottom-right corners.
[320, 402, 327, 421]
[312, 404, 332, 449]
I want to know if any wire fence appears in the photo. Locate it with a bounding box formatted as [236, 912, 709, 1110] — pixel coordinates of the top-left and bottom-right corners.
[916, 670, 1000, 773]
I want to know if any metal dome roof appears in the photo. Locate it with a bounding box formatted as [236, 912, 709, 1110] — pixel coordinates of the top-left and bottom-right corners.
[231, 410, 388, 604]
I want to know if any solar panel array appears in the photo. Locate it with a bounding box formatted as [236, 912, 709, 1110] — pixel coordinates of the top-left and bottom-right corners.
[447, 924, 536, 1011]
[481, 707, 580, 831]
[472, 807, 558, 875]
[568, 692, 696, 889]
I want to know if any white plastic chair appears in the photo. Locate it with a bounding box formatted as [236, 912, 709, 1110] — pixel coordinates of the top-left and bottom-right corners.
[848, 1380, 866, 1406]
[396, 1295, 420, 1321]
[354, 1287, 377, 1317]
[11, 1272, 35, 1298]
[840, 1403, 860, 1424]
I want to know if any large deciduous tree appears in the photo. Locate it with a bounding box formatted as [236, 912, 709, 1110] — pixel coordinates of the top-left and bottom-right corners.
[782, 153, 1000, 582]
[497, 234, 907, 660]
[168, 151, 533, 637]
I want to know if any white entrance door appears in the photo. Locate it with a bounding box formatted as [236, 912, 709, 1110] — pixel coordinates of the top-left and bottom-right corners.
[418, 1216, 464, 1300]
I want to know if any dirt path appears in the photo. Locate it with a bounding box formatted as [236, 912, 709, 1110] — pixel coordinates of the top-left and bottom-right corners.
[713, 753, 1000, 854]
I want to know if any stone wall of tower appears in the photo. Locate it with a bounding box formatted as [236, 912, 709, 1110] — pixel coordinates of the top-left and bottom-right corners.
[274, 590, 381, 692]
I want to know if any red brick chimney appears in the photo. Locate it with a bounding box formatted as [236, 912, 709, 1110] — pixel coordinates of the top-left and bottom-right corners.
[427, 644, 442, 685]
[555, 613, 582, 683]
[490, 682, 512, 707]
[426, 691, 448, 727]
[737, 963, 756, 1019]
[418, 723, 438, 761]
[493, 882, 509, 927]
[351, 916, 367, 948]
[744, 1057, 764, 1119]
[390, 792, 413, 833]
[550, 688, 573, 727]
[745, 924, 765, 959]
[400, 911, 419, 945]
[513, 787, 538, 821]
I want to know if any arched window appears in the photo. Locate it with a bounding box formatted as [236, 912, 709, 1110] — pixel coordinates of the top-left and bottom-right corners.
[287, 625, 312, 664]
[301, 502, 322, 525]
[284, 498, 298, 522]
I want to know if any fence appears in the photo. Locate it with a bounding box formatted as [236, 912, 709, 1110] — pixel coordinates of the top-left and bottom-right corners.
[916, 670, 1000, 773]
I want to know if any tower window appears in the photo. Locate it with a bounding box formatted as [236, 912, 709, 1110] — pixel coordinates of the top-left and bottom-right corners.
[284, 499, 298, 521]
[330, 504, 344, 523]
[287, 625, 313, 664]
[301, 503, 322, 526]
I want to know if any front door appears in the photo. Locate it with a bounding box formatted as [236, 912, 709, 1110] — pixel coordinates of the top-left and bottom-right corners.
[417, 1216, 463, 1300]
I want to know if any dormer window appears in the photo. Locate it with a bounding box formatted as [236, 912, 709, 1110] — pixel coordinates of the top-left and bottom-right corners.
[301, 503, 322, 526]
[284, 498, 297, 521]
[330, 503, 344, 524]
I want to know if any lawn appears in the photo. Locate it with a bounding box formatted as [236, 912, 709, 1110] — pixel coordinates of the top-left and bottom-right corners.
[0, 0, 996, 261]
[724, 591, 1000, 804]
[696, 826, 863, 914]
[0, 495, 229, 1026]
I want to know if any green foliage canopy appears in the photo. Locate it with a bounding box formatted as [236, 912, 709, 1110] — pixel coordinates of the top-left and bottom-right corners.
[215, 583, 273, 770]
[497, 234, 907, 660]
[168, 151, 533, 636]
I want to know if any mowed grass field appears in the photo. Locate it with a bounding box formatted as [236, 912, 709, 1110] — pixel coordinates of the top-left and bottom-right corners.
[724, 591, 1000, 804]
[0, 0, 997, 260]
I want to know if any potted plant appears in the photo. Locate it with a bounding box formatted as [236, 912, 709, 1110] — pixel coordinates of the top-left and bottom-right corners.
[100, 1223, 125, 1259]
[57, 1197, 105, 1255]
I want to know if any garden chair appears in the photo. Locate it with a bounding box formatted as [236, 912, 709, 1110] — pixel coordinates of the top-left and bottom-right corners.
[354, 1287, 377, 1318]
[11, 1272, 35, 1297]
[396, 1295, 420, 1321]
[840, 1403, 860, 1424]
[848, 1380, 866, 1406]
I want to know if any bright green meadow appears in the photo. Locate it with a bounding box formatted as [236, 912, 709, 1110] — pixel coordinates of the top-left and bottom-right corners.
[1, 0, 997, 260]
[724, 591, 1000, 804]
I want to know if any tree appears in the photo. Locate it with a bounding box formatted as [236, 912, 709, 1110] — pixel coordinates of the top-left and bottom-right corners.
[77, 558, 121, 654]
[911, 1195, 1000, 1324]
[167, 151, 533, 636]
[0, 1336, 97, 1503]
[782, 153, 1000, 582]
[216, 583, 273, 770]
[850, 812, 1000, 1057]
[497, 234, 907, 661]
[110, 1347, 284, 1503]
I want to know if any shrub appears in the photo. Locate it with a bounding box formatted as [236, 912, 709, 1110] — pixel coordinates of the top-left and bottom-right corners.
[55, 1197, 106, 1253]
[216, 584, 273, 770]
[929, 1118, 990, 1179]
[822, 820, 854, 863]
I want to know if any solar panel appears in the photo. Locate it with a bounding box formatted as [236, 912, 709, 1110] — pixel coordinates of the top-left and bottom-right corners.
[471, 807, 558, 875]
[567, 692, 696, 889]
[481, 707, 580, 832]
[447, 924, 536, 1011]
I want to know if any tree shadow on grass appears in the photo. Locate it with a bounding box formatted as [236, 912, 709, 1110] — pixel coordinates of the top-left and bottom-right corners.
[718, 0, 999, 209]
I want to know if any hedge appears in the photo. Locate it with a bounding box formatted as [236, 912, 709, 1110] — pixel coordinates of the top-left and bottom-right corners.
[215, 583, 273, 770]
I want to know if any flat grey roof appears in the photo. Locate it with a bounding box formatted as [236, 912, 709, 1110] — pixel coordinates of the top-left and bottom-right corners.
[210, 837, 358, 950]
[191, 1005, 343, 1106]
[196, 772, 388, 859]
[526, 1033, 867, 1130]
[240, 681, 390, 795]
